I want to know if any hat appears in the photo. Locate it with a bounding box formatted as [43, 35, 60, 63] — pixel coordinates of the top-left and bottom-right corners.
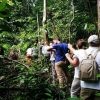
[88, 35, 99, 43]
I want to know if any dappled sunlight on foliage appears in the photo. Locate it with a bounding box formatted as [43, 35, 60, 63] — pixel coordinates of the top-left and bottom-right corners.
[0, 0, 99, 99]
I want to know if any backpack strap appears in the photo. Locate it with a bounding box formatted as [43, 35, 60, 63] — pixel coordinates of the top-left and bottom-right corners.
[84, 49, 99, 59]
[83, 50, 92, 59]
[94, 49, 100, 59]
[84, 50, 88, 58]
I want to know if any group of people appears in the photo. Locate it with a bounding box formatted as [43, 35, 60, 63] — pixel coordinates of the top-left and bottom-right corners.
[42, 34, 100, 100]
[24, 34, 100, 100]
[66, 34, 100, 100]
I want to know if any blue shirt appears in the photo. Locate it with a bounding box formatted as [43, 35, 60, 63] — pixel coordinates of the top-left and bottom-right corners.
[52, 43, 68, 62]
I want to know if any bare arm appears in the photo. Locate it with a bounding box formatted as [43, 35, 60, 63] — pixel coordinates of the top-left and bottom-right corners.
[47, 46, 55, 52]
[47, 46, 53, 51]
[68, 43, 75, 54]
[65, 53, 79, 67]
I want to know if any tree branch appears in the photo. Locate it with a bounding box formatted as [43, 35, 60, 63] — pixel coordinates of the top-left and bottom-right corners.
[0, 55, 29, 69]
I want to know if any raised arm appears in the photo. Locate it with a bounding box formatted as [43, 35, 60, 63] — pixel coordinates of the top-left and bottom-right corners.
[68, 43, 75, 53]
[65, 53, 79, 67]
[47, 46, 54, 51]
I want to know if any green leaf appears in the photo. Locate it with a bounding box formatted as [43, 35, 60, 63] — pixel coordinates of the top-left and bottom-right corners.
[97, 74, 100, 78]
[67, 97, 81, 100]
[3, 44, 10, 49]
[95, 93, 100, 96]
[45, 93, 52, 97]
[0, 2, 6, 12]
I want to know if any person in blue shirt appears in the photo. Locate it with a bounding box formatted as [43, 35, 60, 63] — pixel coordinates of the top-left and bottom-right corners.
[48, 37, 69, 88]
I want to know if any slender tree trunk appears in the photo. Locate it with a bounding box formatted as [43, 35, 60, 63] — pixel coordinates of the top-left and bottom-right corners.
[69, 0, 74, 42]
[97, 0, 100, 36]
[43, 0, 46, 27]
[43, 0, 49, 45]
[37, 13, 41, 62]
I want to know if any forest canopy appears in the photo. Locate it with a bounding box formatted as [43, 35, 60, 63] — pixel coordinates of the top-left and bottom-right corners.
[0, 0, 97, 52]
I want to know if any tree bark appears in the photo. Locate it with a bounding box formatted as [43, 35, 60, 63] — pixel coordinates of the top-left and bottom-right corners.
[37, 13, 42, 62]
[97, 0, 100, 36]
[43, 0, 46, 27]
[69, 0, 75, 42]
[43, 0, 49, 45]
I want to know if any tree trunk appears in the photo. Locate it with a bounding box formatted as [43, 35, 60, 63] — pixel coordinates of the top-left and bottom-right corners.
[37, 13, 42, 62]
[97, 0, 100, 36]
[43, 0, 49, 45]
[43, 0, 46, 27]
[69, 0, 74, 42]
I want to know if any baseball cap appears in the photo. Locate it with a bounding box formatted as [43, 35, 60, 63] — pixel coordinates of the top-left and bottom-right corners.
[88, 35, 99, 43]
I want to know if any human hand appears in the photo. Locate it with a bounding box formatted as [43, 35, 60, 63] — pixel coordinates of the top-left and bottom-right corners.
[68, 43, 73, 49]
[65, 53, 71, 58]
[68, 43, 75, 53]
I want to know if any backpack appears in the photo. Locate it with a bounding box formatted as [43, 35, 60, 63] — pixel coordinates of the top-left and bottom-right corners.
[79, 50, 99, 82]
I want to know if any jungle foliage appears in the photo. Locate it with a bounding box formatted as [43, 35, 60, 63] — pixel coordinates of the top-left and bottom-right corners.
[0, 0, 98, 100]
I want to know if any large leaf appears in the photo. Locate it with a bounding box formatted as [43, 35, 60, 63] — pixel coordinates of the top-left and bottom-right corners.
[0, 2, 6, 12]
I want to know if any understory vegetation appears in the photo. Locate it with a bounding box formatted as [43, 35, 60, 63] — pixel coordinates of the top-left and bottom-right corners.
[0, 0, 98, 100]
